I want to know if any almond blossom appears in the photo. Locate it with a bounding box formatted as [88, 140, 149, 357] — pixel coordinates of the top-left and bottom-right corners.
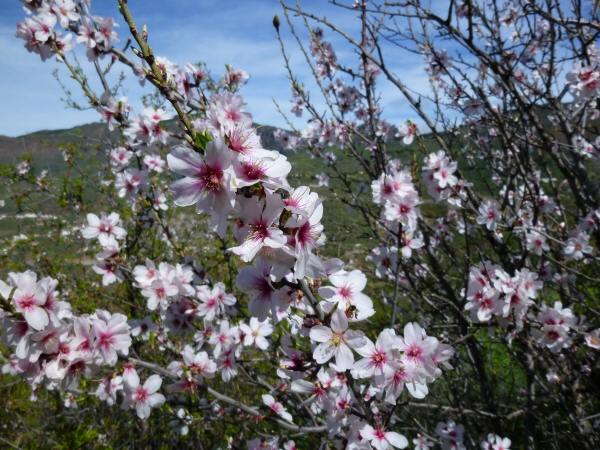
[397, 322, 439, 376]
[229, 194, 287, 262]
[476, 201, 501, 231]
[239, 317, 273, 350]
[123, 374, 166, 420]
[318, 269, 374, 321]
[236, 260, 284, 321]
[196, 282, 236, 321]
[169, 345, 217, 380]
[481, 434, 511, 450]
[352, 329, 398, 381]
[360, 423, 408, 450]
[81, 212, 126, 248]
[262, 394, 293, 422]
[92, 310, 132, 365]
[396, 120, 418, 145]
[167, 141, 235, 237]
[309, 308, 366, 371]
[0, 271, 48, 331]
[436, 420, 466, 450]
[95, 374, 123, 406]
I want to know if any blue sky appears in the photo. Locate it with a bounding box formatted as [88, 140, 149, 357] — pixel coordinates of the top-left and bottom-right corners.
[0, 0, 428, 137]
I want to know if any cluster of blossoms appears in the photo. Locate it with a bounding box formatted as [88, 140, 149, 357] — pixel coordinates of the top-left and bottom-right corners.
[351, 322, 453, 403]
[372, 160, 420, 234]
[463, 261, 597, 354]
[464, 261, 542, 326]
[310, 27, 338, 78]
[133, 259, 197, 313]
[17, 0, 118, 61]
[480, 433, 511, 450]
[566, 54, 600, 101]
[124, 107, 169, 146]
[281, 317, 453, 447]
[164, 315, 273, 388]
[559, 208, 598, 262]
[97, 366, 166, 419]
[160, 89, 455, 443]
[532, 302, 578, 353]
[286, 27, 401, 155]
[422, 150, 467, 206]
[0, 271, 139, 405]
[396, 120, 418, 145]
[161, 90, 335, 286]
[368, 159, 425, 280]
[81, 212, 128, 285]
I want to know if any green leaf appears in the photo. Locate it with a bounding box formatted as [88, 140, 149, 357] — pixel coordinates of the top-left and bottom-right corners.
[193, 130, 212, 151]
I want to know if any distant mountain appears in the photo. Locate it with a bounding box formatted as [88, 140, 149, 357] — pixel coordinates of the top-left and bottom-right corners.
[0, 121, 287, 164]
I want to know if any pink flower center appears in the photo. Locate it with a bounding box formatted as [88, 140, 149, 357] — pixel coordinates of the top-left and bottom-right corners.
[406, 345, 422, 360]
[68, 360, 86, 376]
[59, 342, 70, 355]
[270, 402, 282, 414]
[198, 164, 224, 192]
[222, 357, 233, 368]
[17, 294, 36, 311]
[98, 332, 114, 349]
[394, 367, 407, 382]
[284, 197, 300, 208]
[241, 161, 265, 181]
[371, 350, 387, 367]
[135, 387, 149, 402]
[547, 330, 560, 341]
[226, 109, 241, 121]
[374, 427, 387, 441]
[296, 222, 313, 248]
[252, 277, 273, 300]
[249, 222, 270, 242]
[77, 339, 91, 352]
[338, 286, 352, 299]
[98, 223, 112, 233]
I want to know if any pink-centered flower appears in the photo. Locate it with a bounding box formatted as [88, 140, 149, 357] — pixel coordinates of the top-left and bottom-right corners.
[229, 194, 286, 263]
[167, 140, 235, 237]
[240, 317, 274, 350]
[124, 374, 165, 420]
[360, 423, 408, 450]
[81, 212, 126, 248]
[1, 271, 48, 331]
[398, 322, 439, 375]
[262, 394, 293, 422]
[352, 329, 398, 381]
[236, 260, 284, 321]
[318, 269, 374, 321]
[91, 310, 131, 365]
[309, 308, 366, 371]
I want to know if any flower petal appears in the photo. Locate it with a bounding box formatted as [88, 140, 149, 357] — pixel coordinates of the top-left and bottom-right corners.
[309, 325, 332, 343]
